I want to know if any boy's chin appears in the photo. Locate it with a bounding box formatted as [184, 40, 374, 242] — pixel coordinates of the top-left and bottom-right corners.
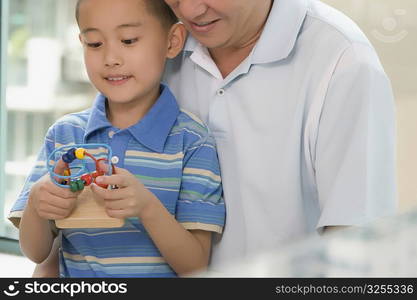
[106, 97, 134, 105]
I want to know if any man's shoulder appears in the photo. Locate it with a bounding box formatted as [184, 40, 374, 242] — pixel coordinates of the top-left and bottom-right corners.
[305, 1, 371, 47]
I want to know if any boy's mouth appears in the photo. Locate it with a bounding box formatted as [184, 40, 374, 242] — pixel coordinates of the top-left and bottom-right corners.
[104, 75, 133, 86]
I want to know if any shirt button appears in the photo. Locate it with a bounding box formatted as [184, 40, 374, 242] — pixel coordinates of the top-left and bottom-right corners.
[217, 89, 225, 96]
[111, 156, 119, 164]
[108, 130, 115, 138]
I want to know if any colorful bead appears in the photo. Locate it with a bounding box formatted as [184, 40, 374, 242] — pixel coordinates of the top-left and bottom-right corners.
[62, 148, 76, 163]
[63, 169, 71, 176]
[76, 180, 85, 191]
[69, 179, 86, 192]
[81, 174, 92, 186]
[62, 154, 71, 163]
[75, 148, 86, 160]
[70, 181, 78, 192]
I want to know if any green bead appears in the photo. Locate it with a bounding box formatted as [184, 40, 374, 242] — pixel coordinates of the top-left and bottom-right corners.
[76, 180, 85, 191]
[70, 181, 78, 192]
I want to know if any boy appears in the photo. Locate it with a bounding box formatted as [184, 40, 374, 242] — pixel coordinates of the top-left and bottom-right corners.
[8, 0, 225, 277]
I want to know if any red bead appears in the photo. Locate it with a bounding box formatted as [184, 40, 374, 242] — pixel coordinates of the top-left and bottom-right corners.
[81, 174, 93, 186]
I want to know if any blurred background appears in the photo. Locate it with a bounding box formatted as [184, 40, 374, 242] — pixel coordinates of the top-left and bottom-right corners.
[0, 0, 416, 277]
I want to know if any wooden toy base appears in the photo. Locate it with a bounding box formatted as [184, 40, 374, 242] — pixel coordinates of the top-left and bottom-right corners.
[55, 186, 124, 229]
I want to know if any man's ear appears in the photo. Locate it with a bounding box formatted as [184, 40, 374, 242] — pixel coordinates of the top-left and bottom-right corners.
[79, 33, 83, 45]
[166, 23, 187, 59]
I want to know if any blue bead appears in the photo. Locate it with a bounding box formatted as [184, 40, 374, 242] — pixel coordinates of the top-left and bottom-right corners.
[67, 148, 77, 161]
[62, 153, 72, 163]
[62, 148, 77, 163]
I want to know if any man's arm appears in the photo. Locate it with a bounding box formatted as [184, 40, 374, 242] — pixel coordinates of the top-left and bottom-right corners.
[315, 42, 397, 230]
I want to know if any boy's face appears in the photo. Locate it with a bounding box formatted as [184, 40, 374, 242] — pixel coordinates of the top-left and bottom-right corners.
[78, 0, 170, 106]
[165, 0, 270, 49]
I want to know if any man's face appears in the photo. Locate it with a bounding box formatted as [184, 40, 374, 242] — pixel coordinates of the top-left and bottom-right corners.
[164, 0, 268, 49]
[78, 0, 170, 106]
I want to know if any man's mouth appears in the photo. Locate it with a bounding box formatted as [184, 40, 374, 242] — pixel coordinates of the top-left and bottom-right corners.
[190, 19, 220, 32]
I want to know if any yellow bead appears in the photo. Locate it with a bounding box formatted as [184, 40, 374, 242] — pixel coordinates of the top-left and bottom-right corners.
[63, 169, 70, 176]
[75, 148, 86, 160]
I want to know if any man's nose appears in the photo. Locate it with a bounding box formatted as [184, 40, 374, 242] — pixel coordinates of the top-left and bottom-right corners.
[170, 0, 208, 21]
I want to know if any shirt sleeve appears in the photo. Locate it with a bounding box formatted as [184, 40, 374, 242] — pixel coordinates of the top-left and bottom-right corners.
[8, 126, 56, 228]
[315, 42, 397, 230]
[176, 134, 225, 234]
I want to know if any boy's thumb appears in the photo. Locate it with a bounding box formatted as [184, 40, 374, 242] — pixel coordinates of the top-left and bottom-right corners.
[112, 165, 127, 175]
[97, 159, 110, 174]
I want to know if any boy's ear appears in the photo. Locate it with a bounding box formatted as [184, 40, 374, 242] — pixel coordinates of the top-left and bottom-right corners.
[166, 23, 187, 59]
[78, 33, 83, 44]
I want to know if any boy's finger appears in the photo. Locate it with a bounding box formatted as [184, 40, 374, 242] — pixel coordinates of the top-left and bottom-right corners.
[38, 192, 76, 210]
[91, 183, 122, 200]
[47, 180, 80, 199]
[104, 199, 125, 210]
[53, 158, 68, 175]
[95, 174, 129, 188]
[106, 209, 125, 219]
[51, 158, 69, 184]
[39, 203, 70, 218]
[112, 166, 130, 175]
[97, 160, 110, 174]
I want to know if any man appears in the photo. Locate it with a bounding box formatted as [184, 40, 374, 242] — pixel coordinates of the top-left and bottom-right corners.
[163, 0, 397, 273]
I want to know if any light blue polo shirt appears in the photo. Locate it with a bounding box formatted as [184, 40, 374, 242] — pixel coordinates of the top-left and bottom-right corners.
[164, 0, 397, 273]
[9, 84, 225, 277]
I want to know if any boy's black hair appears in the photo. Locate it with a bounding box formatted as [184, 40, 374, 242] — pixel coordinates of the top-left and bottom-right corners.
[76, 0, 178, 28]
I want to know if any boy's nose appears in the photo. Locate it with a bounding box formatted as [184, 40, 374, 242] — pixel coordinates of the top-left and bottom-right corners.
[104, 57, 122, 68]
[104, 49, 123, 67]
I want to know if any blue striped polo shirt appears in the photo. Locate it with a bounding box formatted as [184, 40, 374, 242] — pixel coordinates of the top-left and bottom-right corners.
[8, 84, 225, 277]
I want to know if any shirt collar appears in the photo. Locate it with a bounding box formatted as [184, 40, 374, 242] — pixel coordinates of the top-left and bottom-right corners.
[252, 0, 308, 64]
[84, 93, 111, 141]
[84, 84, 180, 153]
[183, 0, 308, 64]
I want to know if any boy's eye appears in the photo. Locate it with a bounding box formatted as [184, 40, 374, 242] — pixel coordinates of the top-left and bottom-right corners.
[86, 42, 102, 48]
[122, 38, 138, 45]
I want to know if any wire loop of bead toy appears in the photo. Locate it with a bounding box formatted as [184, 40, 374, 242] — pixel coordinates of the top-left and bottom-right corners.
[48, 144, 115, 191]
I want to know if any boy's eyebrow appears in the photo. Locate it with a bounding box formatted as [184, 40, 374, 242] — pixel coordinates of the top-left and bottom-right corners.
[117, 22, 143, 29]
[81, 28, 99, 35]
[81, 22, 143, 35]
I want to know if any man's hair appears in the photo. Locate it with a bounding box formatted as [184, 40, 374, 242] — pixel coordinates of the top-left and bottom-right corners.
[76, 0, 178, 28]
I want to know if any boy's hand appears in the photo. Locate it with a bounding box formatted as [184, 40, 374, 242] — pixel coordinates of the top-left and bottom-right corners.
[29, 159, 79, 220]
[91, 166, 154, 219]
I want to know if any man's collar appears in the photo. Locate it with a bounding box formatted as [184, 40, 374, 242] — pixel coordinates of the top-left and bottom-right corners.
[84, 84, 180, 153]
[252, 0, 308, 64]
[183, 0, 308, 64]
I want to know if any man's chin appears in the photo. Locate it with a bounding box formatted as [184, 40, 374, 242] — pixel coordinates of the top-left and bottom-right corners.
[198, 35, 233, 50]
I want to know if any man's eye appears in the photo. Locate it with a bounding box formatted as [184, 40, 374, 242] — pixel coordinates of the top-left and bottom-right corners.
[87, 42, 102, 48]
[122, 38, 138, 45]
